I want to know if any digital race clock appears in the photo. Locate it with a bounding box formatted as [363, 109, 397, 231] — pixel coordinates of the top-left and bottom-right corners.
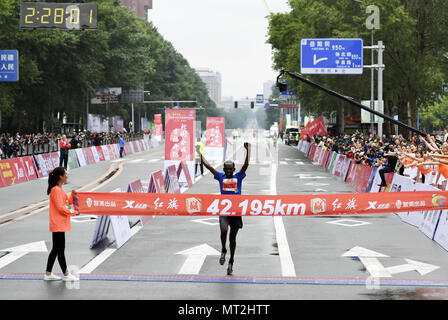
[20, 2, 98, 30]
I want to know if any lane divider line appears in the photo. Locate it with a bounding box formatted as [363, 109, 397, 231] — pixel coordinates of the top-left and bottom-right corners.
[1, 272, 448, 287]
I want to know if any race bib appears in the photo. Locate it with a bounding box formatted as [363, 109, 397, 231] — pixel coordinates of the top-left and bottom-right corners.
[222, 178, 238, 192]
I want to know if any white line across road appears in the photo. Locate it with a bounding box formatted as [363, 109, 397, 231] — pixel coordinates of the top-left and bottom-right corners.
[266, 140, 296, 277]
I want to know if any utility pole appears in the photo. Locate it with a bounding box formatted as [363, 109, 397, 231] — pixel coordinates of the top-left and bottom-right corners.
[366, 4, 381, 137]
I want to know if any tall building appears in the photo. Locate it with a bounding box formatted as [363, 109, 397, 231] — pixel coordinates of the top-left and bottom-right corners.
[195, 68, 222, 108]
[263, 80, 275, 100]
[121, 0, 153, 19]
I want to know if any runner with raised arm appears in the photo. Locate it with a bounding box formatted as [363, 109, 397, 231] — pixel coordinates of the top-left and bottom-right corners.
[196, 142, 251, 275]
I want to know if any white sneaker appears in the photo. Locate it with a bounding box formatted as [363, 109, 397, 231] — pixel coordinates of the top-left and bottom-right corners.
[62, 273, 80, 282]
[43, 273, 62, 281]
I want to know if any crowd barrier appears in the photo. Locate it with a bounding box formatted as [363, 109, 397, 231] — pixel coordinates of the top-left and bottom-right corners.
[88, 160, 190, 249]
[297, 140, 448, 253]
[0, 137, 151, 189]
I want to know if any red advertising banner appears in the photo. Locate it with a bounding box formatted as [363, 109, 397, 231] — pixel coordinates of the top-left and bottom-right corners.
[353, 164, 373, 193]
[85, 147, 96, 164]
[165, 109, 195, 161]
[22, 156, 38, 181]
[132, 141, 140, 153]
[127, 179, 144, 193]
[345, 162, 358, 184]
[177, 160, 193, 188]
[154, 114, 162, 140]
[278, 104, 298, 108]
[82, 148, 91, 164]
[107, 145, 116, 160]
[0, 159, 15, 186]
[205, 117, 225, 148]
[74, 191, 448, 217]
[50, 152, 60, 169]
[95, 146, 105, 162]
[165, 165, 181, 193]
[0, 168, 4, 187]
[308, 145, 316, 160]
[32, 155, 44, 177]
[148, 170, 166, 193]
[9, 158, 27, 184]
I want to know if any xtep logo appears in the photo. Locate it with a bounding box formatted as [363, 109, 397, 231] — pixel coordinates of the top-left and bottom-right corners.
[122, 200, 147, 209]
[432, 194, 447, 207]
[367, 201, 391, 210]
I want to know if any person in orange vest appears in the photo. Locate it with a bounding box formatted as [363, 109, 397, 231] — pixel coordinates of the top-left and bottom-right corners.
[44, 167, 80, 281]
[59, 135, 71, 170]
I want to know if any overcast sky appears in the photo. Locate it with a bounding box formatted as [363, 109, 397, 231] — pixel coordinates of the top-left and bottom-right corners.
[148, 0, 291, 100]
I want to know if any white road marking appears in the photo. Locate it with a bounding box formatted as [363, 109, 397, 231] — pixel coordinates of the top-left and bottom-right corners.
[175, 244, 220, 275]
[0, 241, 48, 270]
[326, 219, 371, 227]
[342, 246, 440, 278]
[79, 248, 116, 274]
[271, 162, 296, 277]
[79, 223, 142, 274]
[129, 159, 144, 164]
[192, 218, 219, 226]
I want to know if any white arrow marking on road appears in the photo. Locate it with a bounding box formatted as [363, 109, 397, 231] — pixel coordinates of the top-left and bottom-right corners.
[313, 54, 328, 65]
[342, 246, 391, 278]
[0, 241, 48, 270]
[175, 244, 220, 275]
[192, 218, 219, 226]
[294, 174, 327, 179]
[305, 182, 329, 187]
[342, 246, 440, 278]
[295, 161, 305, 165]
[386, 259, 440, 276]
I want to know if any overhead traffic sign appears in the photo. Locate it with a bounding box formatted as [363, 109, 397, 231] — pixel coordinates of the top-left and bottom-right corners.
[0, 50, 19, 82]
[300, 38, 363, 75]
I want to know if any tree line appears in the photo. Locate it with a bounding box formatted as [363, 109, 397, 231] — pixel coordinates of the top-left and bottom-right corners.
[0, 0, 229, 133]
[267, 0, 448, 136]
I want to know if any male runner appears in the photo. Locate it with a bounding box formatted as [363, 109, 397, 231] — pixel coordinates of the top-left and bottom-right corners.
[196, 142, 251, 275]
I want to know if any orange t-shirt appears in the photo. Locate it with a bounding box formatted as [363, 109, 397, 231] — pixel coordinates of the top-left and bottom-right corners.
[419, 163, 433, 175]
[49, 185, 74, 232]
[438, 164, 448, 179]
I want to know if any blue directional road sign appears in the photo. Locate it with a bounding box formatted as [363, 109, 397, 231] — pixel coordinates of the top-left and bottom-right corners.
[0, 50, 19, 82]
[256, 94, 264, 103]
[300, 39, 363, 75]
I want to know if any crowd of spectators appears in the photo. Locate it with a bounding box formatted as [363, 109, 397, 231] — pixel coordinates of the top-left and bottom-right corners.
[0, 131, 147, 160]
[305, 129, 448, 190]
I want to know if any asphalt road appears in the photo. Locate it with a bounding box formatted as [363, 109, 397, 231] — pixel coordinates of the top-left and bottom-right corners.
[1, 128, 448, 301]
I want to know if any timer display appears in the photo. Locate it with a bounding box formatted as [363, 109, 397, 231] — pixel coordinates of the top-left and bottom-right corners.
[20, 2, 98, 30]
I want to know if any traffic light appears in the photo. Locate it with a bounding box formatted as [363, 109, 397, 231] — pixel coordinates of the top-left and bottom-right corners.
[251, 101, 254, 109]
[234, 101, 238, 109]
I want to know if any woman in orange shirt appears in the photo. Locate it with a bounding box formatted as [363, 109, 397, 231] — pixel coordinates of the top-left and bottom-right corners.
[44, 167, 80, 281]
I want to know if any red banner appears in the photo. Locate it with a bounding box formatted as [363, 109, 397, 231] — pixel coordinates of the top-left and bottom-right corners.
[0, 159, 15, 186]
[307, 116, 327, 137]
[165, 109, 195, 161]
[278, 104, 298, 108]
[353, 164, 373, 193]
[95, 146, 105, 162]
[205, 117, 225, 148]
[9, 158, 27, 184]
[74, 191, 448, 217]
[154, 114, 162, 140]
[21, 156, 38, 181]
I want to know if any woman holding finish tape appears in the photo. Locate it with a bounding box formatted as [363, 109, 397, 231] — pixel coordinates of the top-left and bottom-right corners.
[44, 167, 80, 281]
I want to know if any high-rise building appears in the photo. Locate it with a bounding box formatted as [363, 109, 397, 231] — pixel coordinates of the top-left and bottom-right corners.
[195, 68, 222, 108]
[263, 80, 275, 100]
[121, 0, 153, 19]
